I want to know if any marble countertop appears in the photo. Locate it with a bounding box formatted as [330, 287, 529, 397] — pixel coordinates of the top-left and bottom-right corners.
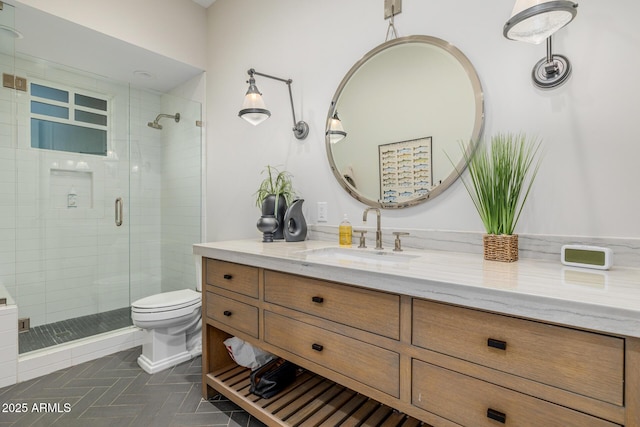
[194, 239, 640, 339]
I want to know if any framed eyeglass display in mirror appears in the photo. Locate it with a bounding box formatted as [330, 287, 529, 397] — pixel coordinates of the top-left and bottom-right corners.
[326, 35, 484, 208]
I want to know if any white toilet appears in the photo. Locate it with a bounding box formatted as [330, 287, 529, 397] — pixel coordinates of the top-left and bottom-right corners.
[131, 259, 203, 374]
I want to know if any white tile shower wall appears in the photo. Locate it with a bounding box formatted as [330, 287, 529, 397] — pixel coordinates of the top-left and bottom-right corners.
[6, 57, 163, 327]
[160, 95, 201, 294]
[49, 169, 93, 209]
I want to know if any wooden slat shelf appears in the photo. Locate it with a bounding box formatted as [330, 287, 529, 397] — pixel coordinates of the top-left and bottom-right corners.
[206, 364, 427, 427]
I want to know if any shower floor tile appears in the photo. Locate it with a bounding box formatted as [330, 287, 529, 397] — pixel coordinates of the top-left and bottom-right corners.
[19, 307, 133, 354]
[0, 347, 265, 427]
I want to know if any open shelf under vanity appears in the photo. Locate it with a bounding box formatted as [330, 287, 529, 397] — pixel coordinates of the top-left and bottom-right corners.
[206, 363, 424, 427]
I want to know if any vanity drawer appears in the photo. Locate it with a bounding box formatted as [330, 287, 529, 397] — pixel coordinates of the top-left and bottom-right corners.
[412, 299, 624, 405]
[264, 270, 400, 340]
[412, 360, 620, 427]
[206, 259, 259, 298]
[264, 311, 400, 398]
[206, 292, 259, 338]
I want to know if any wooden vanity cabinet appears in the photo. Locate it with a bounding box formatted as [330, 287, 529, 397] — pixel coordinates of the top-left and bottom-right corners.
[201, 257, 640, 427]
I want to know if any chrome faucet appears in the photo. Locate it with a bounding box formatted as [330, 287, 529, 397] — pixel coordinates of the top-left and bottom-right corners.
[362, 208, 383, 249]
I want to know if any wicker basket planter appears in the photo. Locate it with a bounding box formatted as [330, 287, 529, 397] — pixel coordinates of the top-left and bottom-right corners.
[483, 234, 518, 262]
[453, 133, 542, 264]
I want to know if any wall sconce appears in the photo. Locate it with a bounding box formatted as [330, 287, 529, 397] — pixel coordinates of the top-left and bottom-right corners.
[504, 0, 578, 88]
[327, 112, 347, 144]
[238, 68, 309, 140]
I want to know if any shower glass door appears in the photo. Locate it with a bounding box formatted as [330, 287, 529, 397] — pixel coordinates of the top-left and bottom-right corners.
[0, 2, 17, 310]
[16, 60, 132, 352]
[129, 91, 202, 303]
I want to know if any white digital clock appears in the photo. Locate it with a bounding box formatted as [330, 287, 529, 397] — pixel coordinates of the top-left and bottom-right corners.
[561, 245, 613, 270]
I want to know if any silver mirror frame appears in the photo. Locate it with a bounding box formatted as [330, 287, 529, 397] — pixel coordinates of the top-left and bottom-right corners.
[325, 35, 485, 209]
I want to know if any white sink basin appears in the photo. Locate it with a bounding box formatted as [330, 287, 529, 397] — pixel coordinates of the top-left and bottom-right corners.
[301, 247, 420, 265]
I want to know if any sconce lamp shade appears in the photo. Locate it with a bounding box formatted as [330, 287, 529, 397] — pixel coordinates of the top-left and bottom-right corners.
[504, 0, 578, 89]
[327, 112, 347, 144]
[238, 68, 309, 139]
[239, 78, 271, 126]
[504, 0, 578, 45]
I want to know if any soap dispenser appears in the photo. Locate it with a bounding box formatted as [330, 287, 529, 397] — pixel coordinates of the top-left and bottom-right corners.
[339, 214, 352, 247]
[67, 186, 78, 208]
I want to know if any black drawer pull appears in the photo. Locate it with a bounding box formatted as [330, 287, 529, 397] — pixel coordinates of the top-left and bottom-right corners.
[312, 343, 324, 352]
[311, 296, 324, 303]
[223, 274, 233, 280]
[487, 338, 507, 351]
[223, 310, 232, 317]
[487, 408, 506, 424]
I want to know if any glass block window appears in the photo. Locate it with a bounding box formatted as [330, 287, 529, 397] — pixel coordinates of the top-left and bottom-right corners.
[30, 81, 109, 156]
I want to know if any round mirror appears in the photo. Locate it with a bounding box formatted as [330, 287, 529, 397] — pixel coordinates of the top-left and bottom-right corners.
[326, 35, 484, 208]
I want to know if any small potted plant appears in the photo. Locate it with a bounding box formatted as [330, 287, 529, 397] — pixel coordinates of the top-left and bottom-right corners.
[255, 165, 296, 241]
[456, 133, 543, 262]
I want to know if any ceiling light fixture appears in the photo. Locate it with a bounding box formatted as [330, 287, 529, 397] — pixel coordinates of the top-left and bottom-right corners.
[133, 70, 156, 80]
[504, 0, 578, 89]
[238, 68, 309, 140]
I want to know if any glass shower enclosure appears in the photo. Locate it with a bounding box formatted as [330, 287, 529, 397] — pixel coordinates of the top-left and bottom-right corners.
[0, 2, 203, 354]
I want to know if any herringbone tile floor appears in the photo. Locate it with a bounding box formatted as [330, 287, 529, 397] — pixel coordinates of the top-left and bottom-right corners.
[0, 346, 266, 427]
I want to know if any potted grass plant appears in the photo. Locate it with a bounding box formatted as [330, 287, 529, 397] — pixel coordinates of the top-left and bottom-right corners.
[255, 165, 296, 241]
[456, 133, 543, 262]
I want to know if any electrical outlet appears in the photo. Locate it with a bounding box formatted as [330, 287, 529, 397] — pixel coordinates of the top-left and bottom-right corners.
[317, 202, 328, 222]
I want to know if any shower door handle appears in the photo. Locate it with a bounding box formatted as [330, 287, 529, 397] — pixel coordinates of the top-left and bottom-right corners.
[115, 197, 123, 226]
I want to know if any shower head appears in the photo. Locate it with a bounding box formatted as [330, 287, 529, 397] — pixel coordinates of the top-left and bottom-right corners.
[147, 112, 180, 130]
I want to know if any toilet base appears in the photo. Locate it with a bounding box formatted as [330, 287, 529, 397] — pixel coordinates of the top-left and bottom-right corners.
[136, 326, 202, 374]
[137, 351, 193, 375]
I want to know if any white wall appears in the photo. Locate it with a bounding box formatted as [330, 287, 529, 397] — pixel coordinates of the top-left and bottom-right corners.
[12, 0, 208, 71]
[205, 0, 640, 241]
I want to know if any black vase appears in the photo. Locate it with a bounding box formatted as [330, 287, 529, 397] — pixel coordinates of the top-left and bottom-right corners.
[283, 199, 307, 242]
[261, 194, 287, 240]
[256, 215, 278, 242]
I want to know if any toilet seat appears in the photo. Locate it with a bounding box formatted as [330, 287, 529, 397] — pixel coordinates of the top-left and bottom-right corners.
[132, 289, 200, 312]
[131, 289, 201, 329]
